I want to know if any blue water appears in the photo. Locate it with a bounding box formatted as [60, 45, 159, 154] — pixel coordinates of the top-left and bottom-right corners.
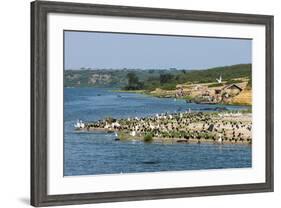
[64, 88, 252, 176]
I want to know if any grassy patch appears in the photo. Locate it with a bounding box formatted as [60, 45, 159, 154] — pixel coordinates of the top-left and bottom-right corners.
[208, 83, 224, 88]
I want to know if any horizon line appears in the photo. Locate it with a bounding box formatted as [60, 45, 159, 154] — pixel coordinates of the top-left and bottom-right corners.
[65, 63, 252, 71]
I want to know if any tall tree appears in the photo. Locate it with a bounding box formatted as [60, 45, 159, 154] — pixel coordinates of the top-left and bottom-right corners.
[125, 72, 144, 90]
[160, 73, 174, 84]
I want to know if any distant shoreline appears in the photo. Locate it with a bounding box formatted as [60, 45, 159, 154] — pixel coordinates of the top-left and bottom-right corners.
[111, 88, 252, 106]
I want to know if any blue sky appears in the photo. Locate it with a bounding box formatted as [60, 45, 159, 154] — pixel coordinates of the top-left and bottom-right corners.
[64, 31, 251, 70]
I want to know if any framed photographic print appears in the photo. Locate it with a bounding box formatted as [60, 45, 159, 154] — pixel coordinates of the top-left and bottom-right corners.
[31, 0, 274, 207]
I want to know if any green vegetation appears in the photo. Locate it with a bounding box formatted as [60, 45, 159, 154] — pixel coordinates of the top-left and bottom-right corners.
[117, 132, 129, 140]
[140, 63, 251, 91]
[160, 73, 174, 84]
[64, 64, 252, 91]
[160, 83, 177, 90]
[208, 83, 224, 88]
[226, 79, 243, 84]
[182, 64, 251, 83]
[143, 133, 153, 142]
[123, 72, 144, 90]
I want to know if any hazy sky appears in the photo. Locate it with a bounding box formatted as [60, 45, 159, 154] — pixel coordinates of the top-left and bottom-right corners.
[64, 31, 251, 70]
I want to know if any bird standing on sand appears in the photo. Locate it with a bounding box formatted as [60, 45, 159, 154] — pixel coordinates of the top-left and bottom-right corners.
[130, 131, 136, 137]
[218, 134, 222, 144]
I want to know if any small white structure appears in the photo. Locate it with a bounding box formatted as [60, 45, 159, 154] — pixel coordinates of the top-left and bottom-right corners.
[216, 75, 222, 84]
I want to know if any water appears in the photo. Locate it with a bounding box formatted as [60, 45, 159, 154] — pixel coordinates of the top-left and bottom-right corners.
[64, 88, 252, 176]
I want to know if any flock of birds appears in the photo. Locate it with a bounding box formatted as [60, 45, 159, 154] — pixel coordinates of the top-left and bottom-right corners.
[76, 111, 252, 144]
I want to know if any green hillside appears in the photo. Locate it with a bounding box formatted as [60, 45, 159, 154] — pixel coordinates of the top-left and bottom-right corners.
[64, 64, 251, 90]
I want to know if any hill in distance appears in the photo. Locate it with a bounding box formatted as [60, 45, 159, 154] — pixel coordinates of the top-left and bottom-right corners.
[64, 63, 252, 91]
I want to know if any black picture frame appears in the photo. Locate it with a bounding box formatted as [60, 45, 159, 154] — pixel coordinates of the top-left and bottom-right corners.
[31, 0, 274, 207]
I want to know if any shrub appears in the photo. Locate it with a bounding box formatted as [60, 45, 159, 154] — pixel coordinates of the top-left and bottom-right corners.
[118, 132, 128, 140]
[160, 73, 174, 84]
[143, 133, 153, 142]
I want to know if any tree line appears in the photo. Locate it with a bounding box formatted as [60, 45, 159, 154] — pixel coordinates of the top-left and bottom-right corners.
[124, 64, 252, 91]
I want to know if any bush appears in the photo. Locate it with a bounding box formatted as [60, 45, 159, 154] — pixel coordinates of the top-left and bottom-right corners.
[143, 133, 153, 142]
[143, 81, 159, 91]
[160, 73, 174, 84]
[124, 72, 144, 90]
[118, 132, 129, 140]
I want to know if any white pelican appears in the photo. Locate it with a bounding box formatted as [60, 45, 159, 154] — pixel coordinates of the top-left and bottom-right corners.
[74, 120, 85, 129]
[130, 131, 136, 137]
[111, 122, 120, 128]
[218, 135, 222, 143]
[74, 120, 81, 128]
[104, 122, 110, 129]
